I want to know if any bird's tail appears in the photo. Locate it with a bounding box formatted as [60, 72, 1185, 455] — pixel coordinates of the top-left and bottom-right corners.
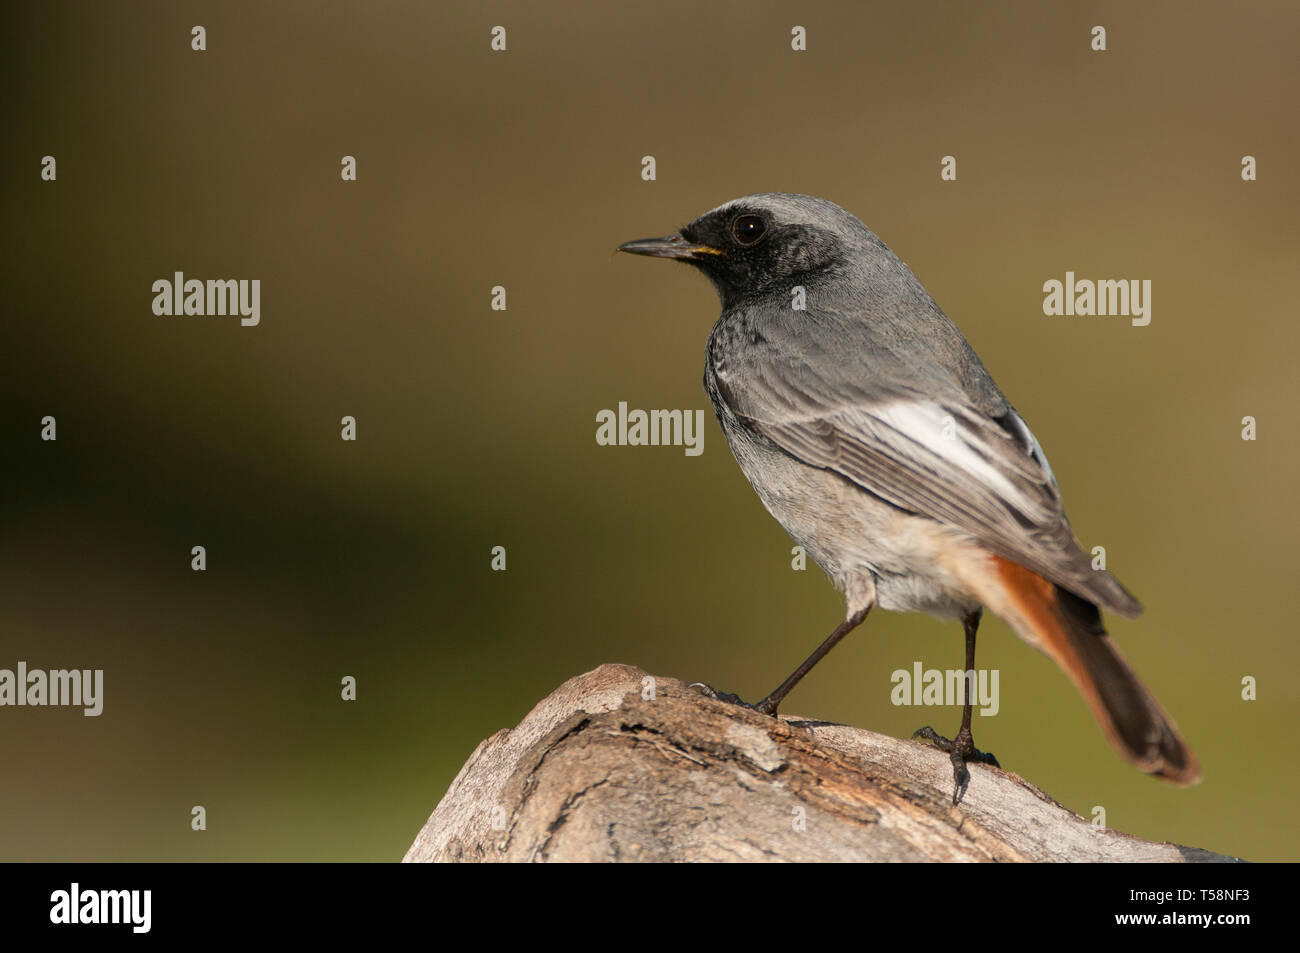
[981, 556, 1202, 784]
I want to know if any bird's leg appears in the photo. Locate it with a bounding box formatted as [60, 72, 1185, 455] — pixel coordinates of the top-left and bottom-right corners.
[754, 605, 871, 715]
[692, 605, 871, 716]
[912, 609, 1000, 804]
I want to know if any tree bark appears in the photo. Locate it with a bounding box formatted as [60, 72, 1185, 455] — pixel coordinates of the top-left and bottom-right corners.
[404, 663, 1239, 863]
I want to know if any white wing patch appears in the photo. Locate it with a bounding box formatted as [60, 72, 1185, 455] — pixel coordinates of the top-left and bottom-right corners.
[849, 400, 1041, 515]
[1002, 408, 1059, 490]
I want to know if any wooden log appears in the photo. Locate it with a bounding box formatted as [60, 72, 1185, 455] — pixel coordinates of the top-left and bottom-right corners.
[404, 663, 1239, 863]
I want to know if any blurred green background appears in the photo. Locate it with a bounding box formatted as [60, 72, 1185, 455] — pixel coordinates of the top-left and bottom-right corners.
[2, 1, 1296, 861]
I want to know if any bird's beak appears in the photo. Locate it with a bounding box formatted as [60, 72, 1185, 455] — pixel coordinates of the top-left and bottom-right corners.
[616, 233, 725, 260]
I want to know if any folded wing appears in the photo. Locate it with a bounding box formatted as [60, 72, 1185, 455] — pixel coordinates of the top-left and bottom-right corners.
[712, 350, 1141, 617]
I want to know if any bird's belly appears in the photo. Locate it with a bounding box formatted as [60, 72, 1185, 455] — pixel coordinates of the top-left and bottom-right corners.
[721, 420, 979, 620]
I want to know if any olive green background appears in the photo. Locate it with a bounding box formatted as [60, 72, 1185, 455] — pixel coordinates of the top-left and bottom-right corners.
[2, 1, 1296, 861]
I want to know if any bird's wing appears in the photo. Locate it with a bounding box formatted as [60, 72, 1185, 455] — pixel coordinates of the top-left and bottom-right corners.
[711, 351, 1141, 617]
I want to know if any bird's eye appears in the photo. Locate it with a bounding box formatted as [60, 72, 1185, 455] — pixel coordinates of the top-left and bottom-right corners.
[731, 214, 767, 246]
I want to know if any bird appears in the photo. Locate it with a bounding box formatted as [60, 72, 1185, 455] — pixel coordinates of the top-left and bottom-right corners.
[617, 193, 1201, 803]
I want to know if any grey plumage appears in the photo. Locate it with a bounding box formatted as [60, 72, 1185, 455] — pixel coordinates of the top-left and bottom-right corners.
[678, 193, 1138, 619]
[618, 193, 1198, 791]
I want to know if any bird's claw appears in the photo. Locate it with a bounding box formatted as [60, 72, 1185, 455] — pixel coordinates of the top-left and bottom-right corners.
[912, 725, 1000, 804]
[689, 682, 770, 714]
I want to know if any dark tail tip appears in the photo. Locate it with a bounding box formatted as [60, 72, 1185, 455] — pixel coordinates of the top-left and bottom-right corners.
[1054, 586, 1202, 785]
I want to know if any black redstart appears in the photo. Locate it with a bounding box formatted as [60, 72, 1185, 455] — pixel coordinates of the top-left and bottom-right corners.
[618, 192, 1200, 802]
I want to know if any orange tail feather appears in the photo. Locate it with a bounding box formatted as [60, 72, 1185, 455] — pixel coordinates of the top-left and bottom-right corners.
[987, 557, 1201, 785]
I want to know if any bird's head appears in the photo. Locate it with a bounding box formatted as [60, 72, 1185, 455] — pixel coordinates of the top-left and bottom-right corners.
[618, 193, 878, 308]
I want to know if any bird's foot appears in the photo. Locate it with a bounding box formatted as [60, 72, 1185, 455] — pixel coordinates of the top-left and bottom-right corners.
[688, 682, 778, 716]
[911, 725, 1000, 805]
